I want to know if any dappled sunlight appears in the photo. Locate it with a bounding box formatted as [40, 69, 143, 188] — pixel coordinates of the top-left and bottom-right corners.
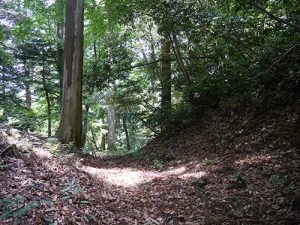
[179, 171, 206, 179]
[1, 128, 208, 189]
[32, 147, 53, 159]
[2, 129, 53, 159]
[163, 166, 186, 175]
[81, 166, 158, 187]
[81, 164, 207, 188]
[234, 154, 272, 166]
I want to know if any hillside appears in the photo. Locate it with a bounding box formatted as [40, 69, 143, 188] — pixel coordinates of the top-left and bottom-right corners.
[1, 94, 299, 224]
[1, 1, 300, 224]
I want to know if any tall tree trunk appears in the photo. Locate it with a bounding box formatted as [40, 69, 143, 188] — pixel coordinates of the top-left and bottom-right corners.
[100, 133, 106, 151]
[107, 36, 116, 151]
[170, 33, 201, 106]
[55, 0, 65, 109]
[149, 27, 158, 92]
[82, 41, 97, 147]
[23, 59, 31, 108]
[122, 114, 130, 150]
[82, 104, 89, 146]
[1, 72, 6, 103]
[56, 23, 64, 109]
[107, 78, 116, 150]
[141, 45, 156, 92]
[160, 32, 172, 131]
[41, 64, 52, 137]
[25, 82, 31, 108]
[169, 33, 191, 86]
[56, 0, 84, 148]
[138, 24, 159, 93]
[90, 126, 99, 152]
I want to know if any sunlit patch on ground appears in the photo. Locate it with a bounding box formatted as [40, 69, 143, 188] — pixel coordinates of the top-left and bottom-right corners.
[2, 129, 53, 159]
[234, 154, 272, 165]
[179, 171, 206, 179]
[81, 166, 158, 187]
[32, 147, 53, 159]
[81, 164, 207, 188]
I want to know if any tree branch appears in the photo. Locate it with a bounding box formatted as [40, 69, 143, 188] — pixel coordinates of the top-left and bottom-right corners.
[0, 43, 55, 63]
[258, 44, 300, 76]
[114, 56, 212, 73]
[250, 3, 300, 32]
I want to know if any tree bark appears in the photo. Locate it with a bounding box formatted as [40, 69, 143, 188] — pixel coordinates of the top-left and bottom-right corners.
[56, 23, 64, 109]
[169, 33, 199, 106]
[90, 126, 99, 152]
[41, 64, 52, 137]
[25, 82, 31, 108]
[141, 49, 155, 90]
[169, 33, 192, 86]
[149, 28, 158, 91]
[160, 32, 172, 131]
[56, 0, 84, 148]
[82, 104, 89, 146]
[0, 72, 6, 103]
[122, 114, 130, 150]
[55, 0, 65, 108]
[107, 78, 116, 150]
[23, 59, 31, 108]
[106, 37, 116, 150]
[100, 132, 106, 151]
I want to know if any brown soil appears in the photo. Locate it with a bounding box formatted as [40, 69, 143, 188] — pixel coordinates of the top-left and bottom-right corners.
[0, 102, 299, 224]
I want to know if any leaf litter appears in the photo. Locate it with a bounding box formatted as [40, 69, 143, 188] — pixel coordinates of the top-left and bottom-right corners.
[0, 104, 299, 224]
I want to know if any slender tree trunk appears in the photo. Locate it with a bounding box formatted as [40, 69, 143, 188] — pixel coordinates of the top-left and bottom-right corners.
[82, 104, 89, 146]
[170, 33, 201, 106]
[41, 54, 52, 137]
[140, 25, 159, 93]
[55, 0, 65, 108]
[100, 133, 106, 151]
[25, 83, 31, 108]
[107, 38, 116, 150]
[41, 68, 52, 137]
[56, 23, 64, 109]
[122, 114, 130, 150]
[23, 59, 31, 108]
[46, 93, 52, 137]
[1, 72, 6, 103]
[160, 32, 172, 131]
[169, 33, 191, 86]
[141, 48, 156, 92]
[90, 126, 99, 152]
[56, 0, 84, 148]
[150, 27, 158, 91]
[107, 78, 116, 150]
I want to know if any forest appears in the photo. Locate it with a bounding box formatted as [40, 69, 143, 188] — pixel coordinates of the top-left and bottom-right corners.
[0, 0, 300, 224]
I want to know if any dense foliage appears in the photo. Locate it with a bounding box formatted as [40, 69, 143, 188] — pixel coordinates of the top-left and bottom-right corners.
[1, 0, 299, 153]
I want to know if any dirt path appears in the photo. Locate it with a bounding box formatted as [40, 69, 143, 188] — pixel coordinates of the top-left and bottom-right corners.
[1, 118, 300, 225]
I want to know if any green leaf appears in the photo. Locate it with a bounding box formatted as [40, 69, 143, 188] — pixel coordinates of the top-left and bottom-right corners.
[79, 200, 90, 204]
[1, 201, 39, 219]
[62, 195, 72, 200]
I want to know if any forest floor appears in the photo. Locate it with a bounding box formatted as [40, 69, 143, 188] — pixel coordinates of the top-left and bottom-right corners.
[0, 103, 300, 225]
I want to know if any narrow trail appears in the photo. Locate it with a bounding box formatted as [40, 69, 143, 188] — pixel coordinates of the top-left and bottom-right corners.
[1, 105, 300, 225]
